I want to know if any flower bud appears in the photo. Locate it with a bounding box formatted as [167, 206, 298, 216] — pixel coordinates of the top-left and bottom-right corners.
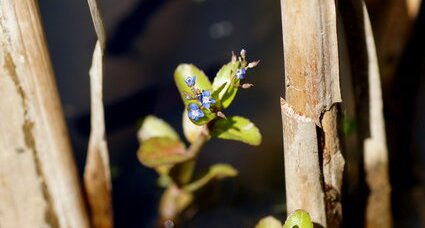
[241, 83, 254, 89]
[217, 111, 227, 119]
[247, 60, 260, 68]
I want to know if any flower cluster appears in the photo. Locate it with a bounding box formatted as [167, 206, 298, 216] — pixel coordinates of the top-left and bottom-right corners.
[183, 49, 259, 123]
[185, 76, 216, 121]
[232, 49, 259, 88]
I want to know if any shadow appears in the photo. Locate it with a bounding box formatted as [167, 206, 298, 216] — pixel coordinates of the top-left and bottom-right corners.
[386, 1, 425, 225]
[339, 1, 370, 227]
[107, 0, 167, 56]
[75, 86, 160, 136]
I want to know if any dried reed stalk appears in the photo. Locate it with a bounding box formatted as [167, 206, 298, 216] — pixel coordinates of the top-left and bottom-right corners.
[0, 0, 89, 227]
[280, 0, 343, 226]
[83, 0, 113, 227]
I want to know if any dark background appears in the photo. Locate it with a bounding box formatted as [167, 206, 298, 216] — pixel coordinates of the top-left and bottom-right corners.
[38, 0, 425, 227]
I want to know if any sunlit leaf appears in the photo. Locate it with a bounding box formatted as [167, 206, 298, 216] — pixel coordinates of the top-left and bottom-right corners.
[255, 216, 283, 228]
[137, 137, 189, 168]
[212, 61, 240, 109]
[211, 116, 261, 146]
[183, 109, 204, 143]
[183, 163, 238, 192]
[283, 210, 313, 228]
[174, 64, 212, 106]
[137, 115, 180, 143]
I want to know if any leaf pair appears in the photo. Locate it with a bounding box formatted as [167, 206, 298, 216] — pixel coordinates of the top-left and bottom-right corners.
[137, 115, 261, 169]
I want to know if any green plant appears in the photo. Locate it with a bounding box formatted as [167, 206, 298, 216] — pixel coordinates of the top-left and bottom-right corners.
[136, 50, 261, 224]
[255, 210, 313, 228]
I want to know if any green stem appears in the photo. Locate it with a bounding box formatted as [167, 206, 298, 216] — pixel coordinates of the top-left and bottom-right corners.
[159, 126, 210, 224]
[171, 126, 210, 185]
[185, 126, 210, 158]
[182, 171, 214, 192]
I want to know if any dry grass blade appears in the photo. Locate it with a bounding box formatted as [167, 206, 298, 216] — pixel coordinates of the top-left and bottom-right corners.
[83, 0, 113, 227]
[87, 0, 106, 49]
[362, 3, 392, 227]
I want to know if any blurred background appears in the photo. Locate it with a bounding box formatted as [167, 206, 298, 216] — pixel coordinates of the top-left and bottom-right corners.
[38, 0, 425, 227]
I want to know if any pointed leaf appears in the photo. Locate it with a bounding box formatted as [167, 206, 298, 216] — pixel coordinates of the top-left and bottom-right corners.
[211, 116, 261, 146]
[255, 216, 283, 228]
[283, 210, 313, 228]
[137, 115, 180, 142]
[208, 163, 238, 177]
[137, 137, 189, 168]
[174, 64, 212, 106]
[183, 163, 238, 192]
[183, 109, 204, 143]
[212, 61, 240, 109]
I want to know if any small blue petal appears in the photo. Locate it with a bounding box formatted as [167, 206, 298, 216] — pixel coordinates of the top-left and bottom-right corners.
[189, 103, 199, 110]
[236, 68, 247, 80]
[199, 90, 215, 109]
[203, 103, 211, 109]
[188, 103, 204, 121]
[185, 76, 196, 87]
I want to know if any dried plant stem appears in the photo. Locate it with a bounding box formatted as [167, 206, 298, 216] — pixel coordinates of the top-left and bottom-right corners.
[280, 0, 343, 226]
[159, 129, 210, 224]
[322, 105, 344, 228]
[362, 3, 392, 227]
[84, 0, 113, 227]
[0, 0, 89, 227]
[281, 100, 327, 226]
[84, 41, 113, 228]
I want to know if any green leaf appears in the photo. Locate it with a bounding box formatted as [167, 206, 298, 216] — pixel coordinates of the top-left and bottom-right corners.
[283, 210, 313, 228]
[182, 109, 204, 143]
[137, 115, 180, 142]
[211, 116, 261, 146]
[255, 216, 283, 228]
[212, 62, 240, 109]
[187, 102, 216, 126]
[174, 64, 212, 106]
[137, 137, 189, 168]
[183, 163, 238, 192]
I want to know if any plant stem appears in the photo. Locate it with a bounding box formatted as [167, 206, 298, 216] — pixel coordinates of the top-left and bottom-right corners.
[186, 126, 210, 158]
[159, 125, 210, 224]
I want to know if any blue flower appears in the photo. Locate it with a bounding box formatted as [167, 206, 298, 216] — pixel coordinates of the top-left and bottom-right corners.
[236, 68, 247, 80]
[185, 76, 196, 87]
[199, 90, 215, 109]
[188, 103, 204, 121]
